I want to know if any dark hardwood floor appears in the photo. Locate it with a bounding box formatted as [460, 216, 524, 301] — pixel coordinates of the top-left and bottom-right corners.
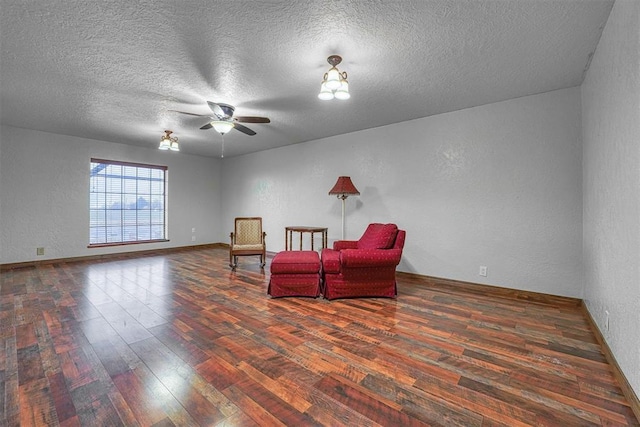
[1, 247, 638, 426]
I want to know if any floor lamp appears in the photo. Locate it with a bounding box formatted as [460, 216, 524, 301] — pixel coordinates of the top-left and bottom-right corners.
[328, 176, 360, 239]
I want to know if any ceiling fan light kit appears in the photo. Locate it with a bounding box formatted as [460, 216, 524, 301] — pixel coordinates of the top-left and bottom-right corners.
[211, 121, 235, 135]
[159, 130, 179, 151]
[318, 55, 350, 101]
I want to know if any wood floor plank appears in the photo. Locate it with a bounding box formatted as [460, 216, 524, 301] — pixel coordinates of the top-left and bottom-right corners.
[508, 373, 632, 425]
[221, 383, 288, 426]
[408, 371, 537, 426]
[47, 371, 77, 424]
[148, 323, 210, 366]
[237, 360, 313, 413]
[458, 376, 602, 426]
[314, 373, 432, 426]
[112, 369, 168, 426]
[15, 323, 37, 349]
[1, 247, 638, 426]
[17, 344, 45, 385]
[130, 337, 228, 424]
[18, 377, 59, 426]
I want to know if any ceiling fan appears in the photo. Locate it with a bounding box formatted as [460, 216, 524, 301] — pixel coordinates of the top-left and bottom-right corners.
[170, 101, 270, 136]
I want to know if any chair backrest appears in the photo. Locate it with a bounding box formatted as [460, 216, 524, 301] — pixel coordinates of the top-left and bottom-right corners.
[393, 229, 406, 250]
[357, 223, 399, 249]
[234, 217, 264, 245]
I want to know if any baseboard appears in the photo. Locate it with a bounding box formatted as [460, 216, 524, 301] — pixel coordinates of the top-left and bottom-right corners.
[581, 303, 640, 422]
[396, 271, 582, 307]
[0, 243, 227, 271]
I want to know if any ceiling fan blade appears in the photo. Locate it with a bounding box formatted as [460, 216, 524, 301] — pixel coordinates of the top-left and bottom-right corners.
[168, 110, 210, 117]
[234, 116, 271, 123]
[200, 123, 213, 130]
[233, 123, 256, 136]
[207, 101, 225, 119]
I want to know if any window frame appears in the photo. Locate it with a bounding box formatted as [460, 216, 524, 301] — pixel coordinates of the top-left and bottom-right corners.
[88, 158, 169, 248]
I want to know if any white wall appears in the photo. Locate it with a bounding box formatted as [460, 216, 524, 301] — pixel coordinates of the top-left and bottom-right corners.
[582, 0, 640, 398]
[222, 88, 583, 298]
[0, 126, 222, 264]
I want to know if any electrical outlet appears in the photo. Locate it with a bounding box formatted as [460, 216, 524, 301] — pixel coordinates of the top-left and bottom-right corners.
[479, 266, 487, 277]
[192, 227, 196, 233]
[36, 247, 45, 256]
[605, 310, 610, 332]
[191, 236, 196, 242]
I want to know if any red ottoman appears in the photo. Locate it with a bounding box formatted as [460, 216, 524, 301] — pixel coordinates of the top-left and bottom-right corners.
[268, 251, 321, 298]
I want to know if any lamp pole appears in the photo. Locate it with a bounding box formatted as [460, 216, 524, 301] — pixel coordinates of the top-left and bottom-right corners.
[339, 194, 347, 240]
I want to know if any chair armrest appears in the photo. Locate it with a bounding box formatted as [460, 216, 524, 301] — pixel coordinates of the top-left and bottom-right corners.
[333, 240, 358, 250]
[321, 248, 341, 273]
[340, 248, 402, 268]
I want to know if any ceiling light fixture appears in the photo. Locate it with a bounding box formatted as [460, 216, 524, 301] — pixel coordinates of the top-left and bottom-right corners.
[211, 120, 235, 135]
[159, 130, 179, 151]
[318, 55, 350, 101]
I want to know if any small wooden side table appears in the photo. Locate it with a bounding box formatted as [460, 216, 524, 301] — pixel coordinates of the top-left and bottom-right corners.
[285, 226, 328, 251]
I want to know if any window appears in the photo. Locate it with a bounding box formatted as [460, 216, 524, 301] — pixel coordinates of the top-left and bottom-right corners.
[89, 159, 167, 246]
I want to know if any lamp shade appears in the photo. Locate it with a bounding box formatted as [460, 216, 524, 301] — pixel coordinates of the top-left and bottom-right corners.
[211, 121, 235, 135]
[328, 176, 360, 196]
[325, 67, 342, 90]
[334, 79, 350, 100]
[318, 81, 334, 100]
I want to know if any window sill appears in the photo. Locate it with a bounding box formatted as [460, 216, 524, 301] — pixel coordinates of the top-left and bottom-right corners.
[88, 239, 170, 248]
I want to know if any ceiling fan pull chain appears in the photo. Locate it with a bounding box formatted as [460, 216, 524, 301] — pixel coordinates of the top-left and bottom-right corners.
[221, 135, 225, 158]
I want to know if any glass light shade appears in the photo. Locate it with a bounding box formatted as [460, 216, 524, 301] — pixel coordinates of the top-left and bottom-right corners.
[158, 138, 171, 150]
[318, 81, 334, 100]
[325, 67, 341, 90]
[334, 80, 350, 100]
[169, 140, 180, 151]
[211, 121, 235, 135]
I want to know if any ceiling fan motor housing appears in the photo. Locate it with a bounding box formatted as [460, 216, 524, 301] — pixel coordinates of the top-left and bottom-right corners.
[217, 103, 235, 118]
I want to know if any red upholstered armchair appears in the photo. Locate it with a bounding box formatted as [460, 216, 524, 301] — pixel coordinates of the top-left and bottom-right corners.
[321, 223, 406, 300]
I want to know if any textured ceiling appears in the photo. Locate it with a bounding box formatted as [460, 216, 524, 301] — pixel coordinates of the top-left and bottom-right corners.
[0, 0, 613, 158]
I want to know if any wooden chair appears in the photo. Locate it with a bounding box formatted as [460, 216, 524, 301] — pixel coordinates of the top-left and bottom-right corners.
[229, 217, 266, 269]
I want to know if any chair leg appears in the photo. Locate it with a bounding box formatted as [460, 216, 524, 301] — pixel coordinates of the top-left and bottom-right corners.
[260, 254, 265, 268]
